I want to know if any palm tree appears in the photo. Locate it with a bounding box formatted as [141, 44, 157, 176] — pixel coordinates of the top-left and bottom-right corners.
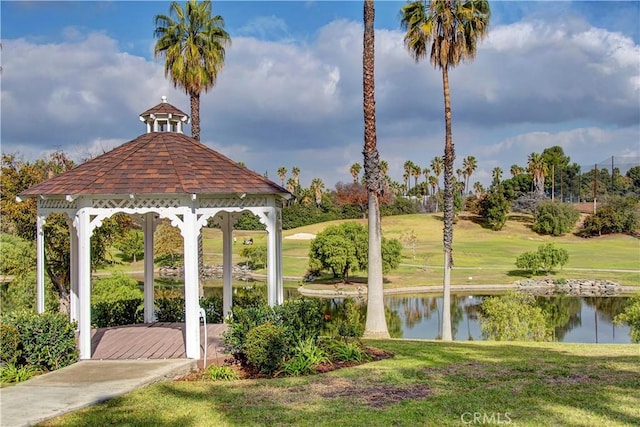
[403, 160, 415, 193]
[510, 164, 524, 177]
[286, 177, 296, 194]
[528, 153, 547, 196]
[379, 159, 389, 177]
[401, 0, 490, 341]
[492, 166, 503, 187]
[431, 155, 443, 193]
[463, 155, 477, 194]
[412, 165, 422, 188]
[277, 166, 287, 187]
[473, 181, 484, 198]
[154, 0, 231, 141]
[428, 175, 438, 197]
[403, 172, 410, 195]
[310, 178, 325, 207]
[292, 166, 301, 186]
[423, 167, 431, 183]
[363, 0, 390, 339]
[350, 162, 362, 183]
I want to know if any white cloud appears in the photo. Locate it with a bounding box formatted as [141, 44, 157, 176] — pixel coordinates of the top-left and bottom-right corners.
[2, 14, 638, 190]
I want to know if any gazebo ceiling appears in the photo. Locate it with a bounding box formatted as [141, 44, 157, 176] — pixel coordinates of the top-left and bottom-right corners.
[21, 132, 288, 197]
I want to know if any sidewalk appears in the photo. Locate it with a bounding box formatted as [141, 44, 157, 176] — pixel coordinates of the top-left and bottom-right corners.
[0, 359, 196, 427]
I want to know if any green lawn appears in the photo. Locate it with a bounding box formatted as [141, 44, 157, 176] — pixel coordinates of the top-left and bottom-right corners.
[40, 340, 640, 426]
[99, 213, 640, 287]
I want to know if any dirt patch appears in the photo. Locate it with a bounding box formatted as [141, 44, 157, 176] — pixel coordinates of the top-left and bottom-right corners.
[316, 378, 432, 408]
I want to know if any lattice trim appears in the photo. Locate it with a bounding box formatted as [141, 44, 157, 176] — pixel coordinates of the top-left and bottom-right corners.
[199, 197, 268, 208]
[39, 199, 76, 210]
[92, 198, 182, 209]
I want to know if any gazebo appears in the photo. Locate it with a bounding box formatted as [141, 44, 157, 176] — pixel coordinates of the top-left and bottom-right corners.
[18, 97, 290, 360]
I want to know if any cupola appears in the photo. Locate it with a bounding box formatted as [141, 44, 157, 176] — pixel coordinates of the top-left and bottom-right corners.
[139, 96, 190, 134]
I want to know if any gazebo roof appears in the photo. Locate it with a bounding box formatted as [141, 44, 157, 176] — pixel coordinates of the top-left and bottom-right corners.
[21, 131, 288, 197]
[139, 99, 188, 119]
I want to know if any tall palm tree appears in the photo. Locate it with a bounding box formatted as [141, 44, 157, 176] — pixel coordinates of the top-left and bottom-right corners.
[430, 156, 443, 193]
[423, 166, 431, 183]
[473, 180, 484, 198]
[492, 166, 503, 187]
[350, 162, 362, 183]
[292, 166, 301, 186]
[154, 0, 231, 141]
[463, 155, 477, 194]
[403, 160, 415, 193]
[412, 164, 422, 188]
[379, 159, 389, 178]
[363, 0, 389, 339]
[310, 178, 325, 207]
[528, 152, 547, 196]
[428, 175, 438, 197]
[277, 166, 287, 187]
[286, 177, 296, 194]
[510, 164, 524, 177]
[401, 0, 490, 341]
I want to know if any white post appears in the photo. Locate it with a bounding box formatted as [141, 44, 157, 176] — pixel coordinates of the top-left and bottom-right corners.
[275, 209, 284, 304]
[265, 209, 277, 307]
[68, 217, 79, 324]
[182, 209, 201, 359]
[221, 212, 233, 319]
[143, 212, 156, 323]
[36, 215, 46, 314]
[77, 209, 92, 359]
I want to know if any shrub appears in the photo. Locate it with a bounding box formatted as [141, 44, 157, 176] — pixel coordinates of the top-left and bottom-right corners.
[244, 323, 286, 374]
[479, 292, 551, 341]
[581, 196, 639, 236]
[155, 291, 185, 322]
[273, 298, 324, 347]
[532, 201, 580, 236]
[207, 365, 239, 381]
[323, 298, 365, 339]
[222, 305, 275, 360]
[516, 244, 569, 275]
[92, 298, 144, 328]
[200, 294, 224, 323]
[615, 293, 640, 343]
[0, 364, 40, 384]
[0, 324, 20, 366]
[321, 339, 370, 363]
[0, 271, 59, 314]
[240, 245, 267, 269]
[281, 338, 330, 376]
[479, 191, 511, 231]
[1, 311, 78, 371]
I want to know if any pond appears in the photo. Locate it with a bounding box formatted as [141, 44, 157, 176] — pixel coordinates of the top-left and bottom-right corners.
[151, 277, 634, 344]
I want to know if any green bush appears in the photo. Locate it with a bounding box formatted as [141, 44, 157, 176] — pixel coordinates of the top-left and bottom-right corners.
[207, 365, 239, 381]
[244, 323, 286, 374]
[281, 338, 329, 376]
[222, 305, 276, 360]
[200, 294, 224, 323]
[0, 323, 20, 366]
[532, 201, 580, 236]
[479, 292, 551, 341]
[516, 243, 569, 275]
[615, 293, 640, 343]
[273, 298, 324, 346]
[1, 311, 78, 371]
[91, 274, 144, 327]
[321, 339, 370, 363]
[155, 293, 185, 322]
[323, 299, 365, 339]
[581, 196, 639, 236]
[0, 271, 59, 314]
[480, 191, 511, 231]
[240, 245, 267, 269]
[0, 364, 40, 384]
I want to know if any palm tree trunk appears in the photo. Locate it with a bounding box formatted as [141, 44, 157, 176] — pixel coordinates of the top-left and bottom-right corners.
[362, 0, 389, 339]
[441, 66, 454, 342]
[190, 92, 200, 141]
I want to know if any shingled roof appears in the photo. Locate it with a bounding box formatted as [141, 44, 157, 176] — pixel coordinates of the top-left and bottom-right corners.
[139, 100, 188, 118]
[20, 132, 288, 197]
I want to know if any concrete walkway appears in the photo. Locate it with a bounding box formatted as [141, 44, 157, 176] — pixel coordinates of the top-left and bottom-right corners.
[0, 359, 196, 427]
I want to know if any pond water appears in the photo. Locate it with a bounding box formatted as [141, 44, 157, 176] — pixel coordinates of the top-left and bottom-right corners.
[152, 277, 634, 344]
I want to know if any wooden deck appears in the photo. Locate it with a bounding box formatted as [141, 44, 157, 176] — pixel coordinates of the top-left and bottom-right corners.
[90, 323, 230, 366]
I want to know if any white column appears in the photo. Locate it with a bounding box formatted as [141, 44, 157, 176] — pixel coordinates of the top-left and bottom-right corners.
[68, 217, 79, 324]
[221, 212, 233, 319]
[77, 209, 92, 359]
[182, 209, 201, 359]
[143, 212, 156, 323]
[36, 215, 46, 314]
[275, 209, 284, 305]
[265, 209, 277, 307]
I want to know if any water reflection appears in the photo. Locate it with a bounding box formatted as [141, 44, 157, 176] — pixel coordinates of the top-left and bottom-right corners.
[386, 294, 632, 343]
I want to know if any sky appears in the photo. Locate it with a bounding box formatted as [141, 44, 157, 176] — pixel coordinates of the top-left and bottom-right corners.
[2, 1, 639, 189]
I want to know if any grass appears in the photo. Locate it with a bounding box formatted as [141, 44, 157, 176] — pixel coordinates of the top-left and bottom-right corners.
[98, 212, 640, 287]
[39, 340, 640, 426]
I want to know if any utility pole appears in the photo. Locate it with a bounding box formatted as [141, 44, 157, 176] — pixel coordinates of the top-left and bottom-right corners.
[593, 164, 598, 214]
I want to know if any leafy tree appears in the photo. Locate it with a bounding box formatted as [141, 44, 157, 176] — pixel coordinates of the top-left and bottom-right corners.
[240, 245, 267, 269]
[154, 219, 183, 266]
[308, 222, 401, 282]
[532, 201, 580, 236]
[614, 293, 640, 343]
[233, 212, 265, 231]
[401, 0, 490, 341]
[626, 166, 640, 189]
[115, 229, 144, 262]
[516, 243, 569, 275]
[479, 190, 510, 231]
[480, 291, 550, 341]
[581, 196, 639, 236]
[154, 0, 231, 141]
